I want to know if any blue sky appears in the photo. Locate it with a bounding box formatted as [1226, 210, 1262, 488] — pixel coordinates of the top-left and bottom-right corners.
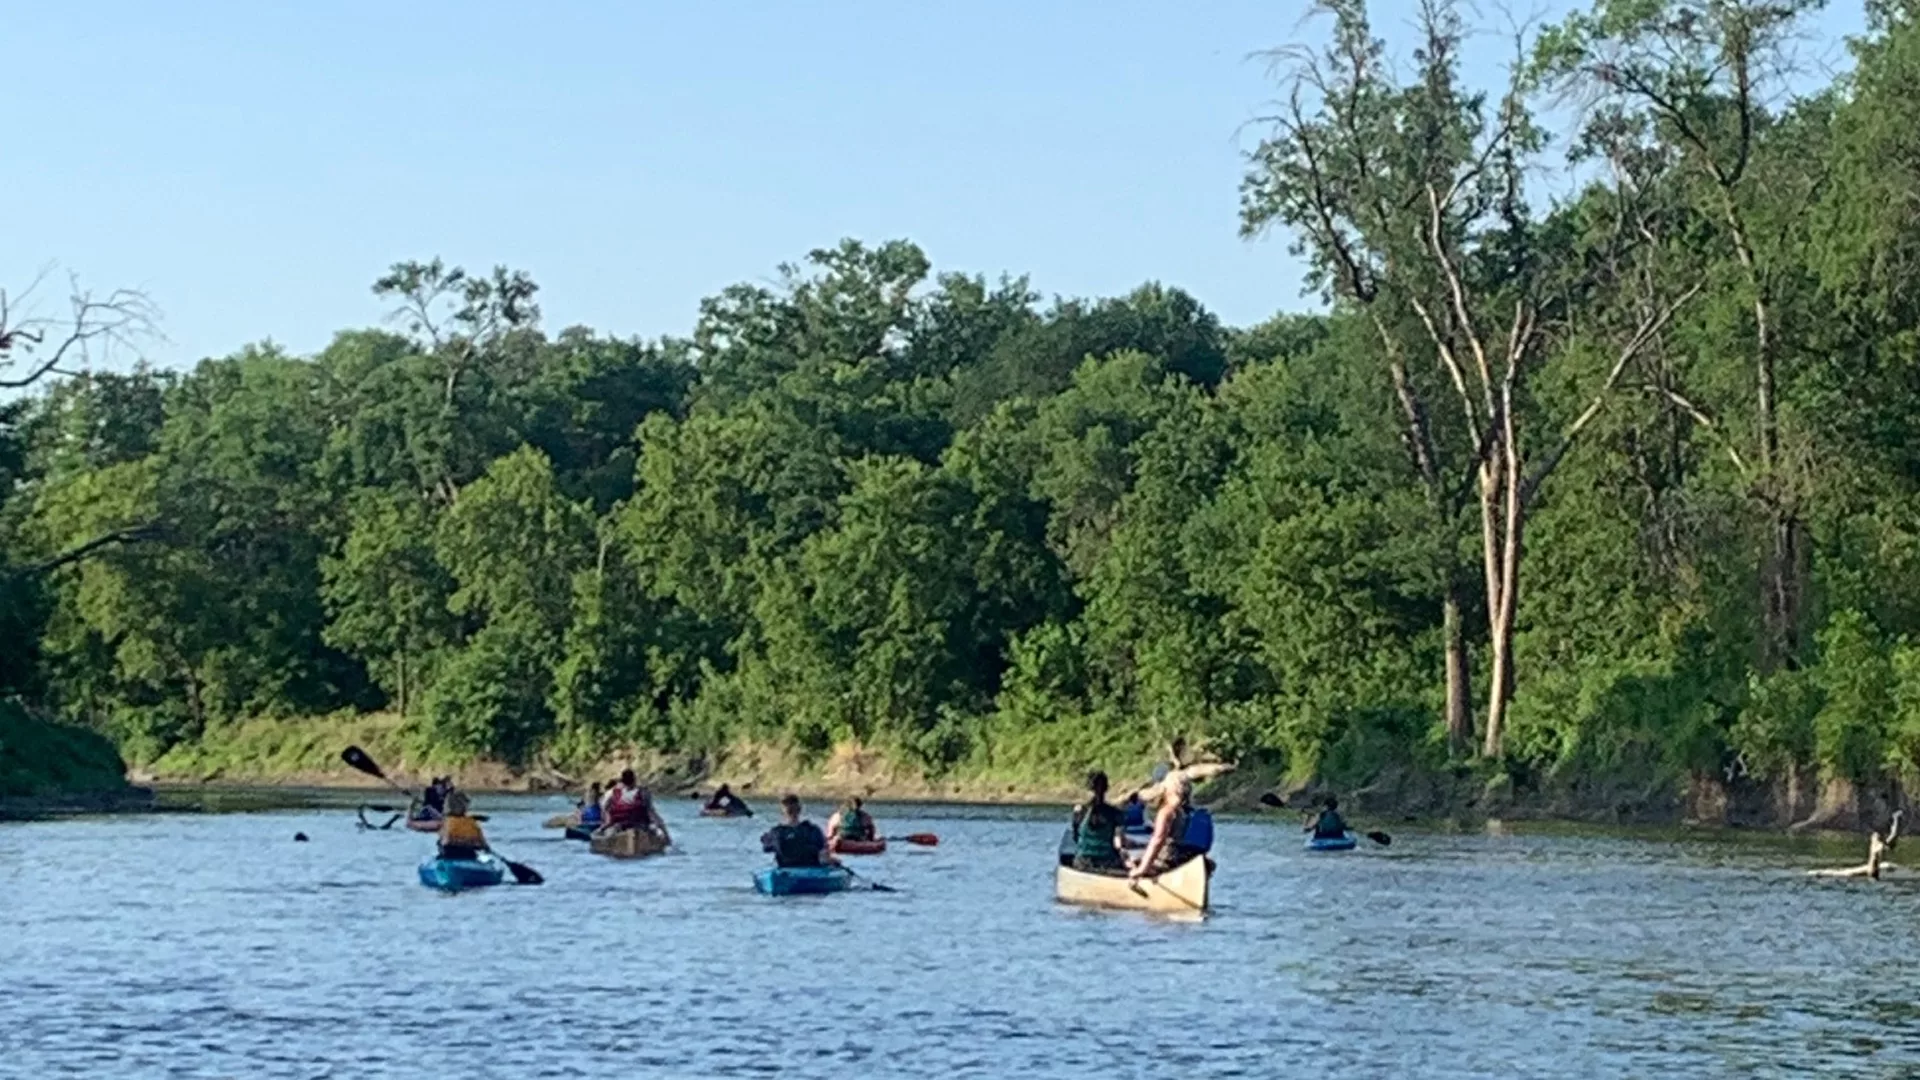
[11, 2, 1868, 368]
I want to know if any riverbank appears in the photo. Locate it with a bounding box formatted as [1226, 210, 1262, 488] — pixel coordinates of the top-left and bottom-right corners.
[35, 709, 1885, 834]
[0, 702, 131, 800]
[110, 711, 1899, 833]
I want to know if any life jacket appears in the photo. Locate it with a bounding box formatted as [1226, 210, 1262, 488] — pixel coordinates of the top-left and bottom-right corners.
[1179, 808, 1214, 853]
[841, 810, 875, 842]
[1122, 800, 1146, 829]
[1074, 801, 1124, 862]
[1312, 810, 1348, 839]
[607, 785, 653, 829]
[439, 815, 486, 851]
[578, 801, 603, 827]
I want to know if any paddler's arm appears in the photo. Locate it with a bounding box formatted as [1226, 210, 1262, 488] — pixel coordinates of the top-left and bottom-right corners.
[1126, 762, 1235, 806]
[1129, 803, 1178, 880]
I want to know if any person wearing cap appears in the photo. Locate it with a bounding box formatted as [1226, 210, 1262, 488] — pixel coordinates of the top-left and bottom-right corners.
[1129, 772, 1195, 880]
[761, 794, 834, 868]
[437, 789, 489, 861]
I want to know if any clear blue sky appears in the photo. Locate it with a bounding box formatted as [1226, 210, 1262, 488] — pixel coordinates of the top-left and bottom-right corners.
[12, 1, 1867, 368]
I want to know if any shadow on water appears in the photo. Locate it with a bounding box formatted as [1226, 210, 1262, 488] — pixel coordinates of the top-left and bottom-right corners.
[5, 796, 1920, 1077]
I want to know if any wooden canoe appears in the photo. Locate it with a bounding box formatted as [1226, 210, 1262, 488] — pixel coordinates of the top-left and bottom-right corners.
[1054, 855, 1209, 914]
[589, 827, 669, 859]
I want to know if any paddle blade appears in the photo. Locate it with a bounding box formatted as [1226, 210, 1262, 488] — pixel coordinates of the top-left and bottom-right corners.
[1258, 792, 1287, 810]
[898, 833, 939, 847]
[1366, 831, 1393, 847]
[504, 859, 543, 885]
[340, 745, 384, 779]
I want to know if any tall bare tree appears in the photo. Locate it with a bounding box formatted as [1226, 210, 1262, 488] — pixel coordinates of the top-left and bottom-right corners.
[1243, 0, 1697, 754]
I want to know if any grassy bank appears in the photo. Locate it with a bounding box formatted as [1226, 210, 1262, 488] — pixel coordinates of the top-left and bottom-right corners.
[124, 711, 1877, 832]
[0, 701, 132, 800]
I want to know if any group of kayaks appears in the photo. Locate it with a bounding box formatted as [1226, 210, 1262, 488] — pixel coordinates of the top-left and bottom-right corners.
[416, 801, 1372, 912]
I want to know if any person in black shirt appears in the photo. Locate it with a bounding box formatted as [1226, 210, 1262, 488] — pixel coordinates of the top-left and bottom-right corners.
[760, 794, 833, 868]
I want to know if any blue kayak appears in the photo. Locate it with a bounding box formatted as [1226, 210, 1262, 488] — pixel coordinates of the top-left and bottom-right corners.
[418, 853, 508, 891]
[1305, 833, 1358, 852]
[754, 865, 854, 896]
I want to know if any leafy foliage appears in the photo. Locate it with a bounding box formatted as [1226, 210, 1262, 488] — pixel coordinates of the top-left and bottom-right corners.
[8, 8, 1920, 816]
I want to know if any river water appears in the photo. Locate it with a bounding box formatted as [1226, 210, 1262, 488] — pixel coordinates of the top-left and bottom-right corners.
[3, 794, 1918, 1079]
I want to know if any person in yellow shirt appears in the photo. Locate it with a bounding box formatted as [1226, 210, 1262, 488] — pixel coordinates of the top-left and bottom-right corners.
[438, 789, 489, 861]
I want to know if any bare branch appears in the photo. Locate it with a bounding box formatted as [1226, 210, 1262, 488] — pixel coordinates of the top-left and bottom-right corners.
[0, 274, 162, 390]
[1521, 281, 1702, 506]
[28, 522, 165, 575]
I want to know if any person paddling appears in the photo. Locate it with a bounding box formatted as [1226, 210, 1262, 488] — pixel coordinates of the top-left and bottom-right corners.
[704, 783, 750, 815]
[412, 776, 448, 825]
[762, 794, 834, 868]
[826, 796, 876, 849]
[1129, 773, 1195, 881]
[1307, 795, 1349, 841]
[437, 789, 489, 861]
[601, 769, 669, 843]
[1070, 771, 1127, 873]
[577, 782, 604, 829]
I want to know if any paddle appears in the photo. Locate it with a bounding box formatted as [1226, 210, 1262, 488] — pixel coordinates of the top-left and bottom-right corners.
[340, 745, 540, 885]
[886, 833, 939, 847]
[362, 801, 487, 822]
[1126, 872, 1204, 912]
[841, 866, 898, 893]
[1258, 793, 1392, 847]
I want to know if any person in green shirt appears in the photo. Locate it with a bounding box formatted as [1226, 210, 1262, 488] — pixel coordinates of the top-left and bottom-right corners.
[1070, 771, 1127, 873]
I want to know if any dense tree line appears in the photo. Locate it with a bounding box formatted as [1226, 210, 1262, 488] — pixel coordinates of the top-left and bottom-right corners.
[6, 0, 1920, 813]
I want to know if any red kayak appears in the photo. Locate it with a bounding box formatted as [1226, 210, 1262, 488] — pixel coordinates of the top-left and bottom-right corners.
[404, 814, 443, 833]
[829, 837, 887, 856]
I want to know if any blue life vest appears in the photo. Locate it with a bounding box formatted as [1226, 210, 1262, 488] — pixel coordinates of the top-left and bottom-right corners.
[1179, 808, 1214, 853]
[1122, 800, 1146, 829]
[579, 803, 603, 827]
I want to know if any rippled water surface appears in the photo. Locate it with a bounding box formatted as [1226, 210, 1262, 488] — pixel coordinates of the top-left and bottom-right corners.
[5, 795, 1920, 1078]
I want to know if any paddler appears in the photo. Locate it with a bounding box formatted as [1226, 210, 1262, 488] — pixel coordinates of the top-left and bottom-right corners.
[825, 796, 876, 848]
[437, 789, 489, 861]
[1070, 771, 1127, 873]
[761, 794, 834, 868]
[1129, 773, 1195, 881]
[577, 782, 604, 828]
[704, 783, 750, 815]
[1307, 795, 1349, 841]
[412, 776, 448, 825]
[601, 768, 670, 842]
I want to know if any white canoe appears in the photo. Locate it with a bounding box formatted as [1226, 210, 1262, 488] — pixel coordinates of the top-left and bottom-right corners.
[1054, 855, 1209, 914]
